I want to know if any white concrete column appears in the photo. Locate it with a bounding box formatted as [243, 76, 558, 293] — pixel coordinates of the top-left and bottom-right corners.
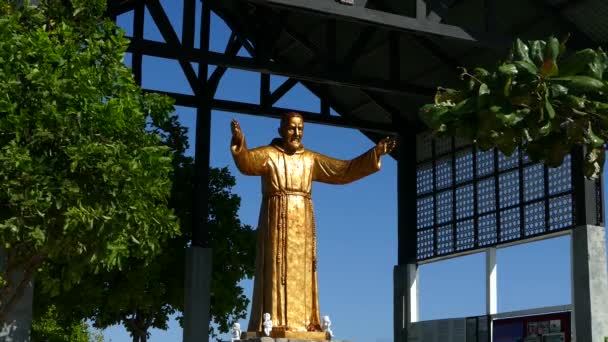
[570, 225, 608, 342]
[408, 264, 419, 324]
[394, 264, 419, 342]
[486, 247, 497, 316]
[183, 246, 212, 342]
[486, 247, 497, 342]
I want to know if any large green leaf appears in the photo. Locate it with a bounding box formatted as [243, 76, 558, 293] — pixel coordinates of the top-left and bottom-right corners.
[559, 48, 597, 76]
[419, 104, 449, 129]
[551, 75, 605, 92]
[499, 64, 518, 76]
[529, 40, 546, 67]
[514, 60, 538, 75]
[514, 38, 531, 63]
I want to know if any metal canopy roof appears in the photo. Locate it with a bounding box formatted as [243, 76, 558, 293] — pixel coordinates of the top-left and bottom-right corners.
[106, 0, 605, 137]
[203, 0, 602, 138]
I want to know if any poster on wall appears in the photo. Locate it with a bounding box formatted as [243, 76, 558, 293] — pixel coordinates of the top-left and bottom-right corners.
[494, 311, 570, 342]
[550, 320, 561, 333]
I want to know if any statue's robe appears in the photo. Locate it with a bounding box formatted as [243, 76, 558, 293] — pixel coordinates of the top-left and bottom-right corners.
[232, 138, 381, 332]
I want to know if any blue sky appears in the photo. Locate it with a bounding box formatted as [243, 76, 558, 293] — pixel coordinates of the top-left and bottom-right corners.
[102, 1, 600, 341]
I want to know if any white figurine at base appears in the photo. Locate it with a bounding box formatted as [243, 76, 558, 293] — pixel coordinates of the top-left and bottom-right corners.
[262, 313, 273, 337]
[231, 322, 241, 341]
[322, 315, 333, 339]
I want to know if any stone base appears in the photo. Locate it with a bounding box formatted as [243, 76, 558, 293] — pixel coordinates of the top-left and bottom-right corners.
[238, 337, 348, 342]
[241, 330, 333, 341]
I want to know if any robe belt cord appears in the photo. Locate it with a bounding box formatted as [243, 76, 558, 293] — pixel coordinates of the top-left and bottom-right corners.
[263, 191, 315, 287]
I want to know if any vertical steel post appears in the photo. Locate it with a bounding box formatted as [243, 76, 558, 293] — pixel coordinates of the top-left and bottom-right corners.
[183, 1, 212, 341]
[394, 123, 419, 342]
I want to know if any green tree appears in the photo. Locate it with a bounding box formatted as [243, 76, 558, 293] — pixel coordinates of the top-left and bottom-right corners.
[419, 36, 608, 178]
[31, 305, 103, 342]
[35, 111, 256, 342]
[0, 0, 180, 324]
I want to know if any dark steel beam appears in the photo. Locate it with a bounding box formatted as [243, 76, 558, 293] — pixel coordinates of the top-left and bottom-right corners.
[145, 0, 202, 97]
[396, 115, 418, 265]
[260, 73, 271, 108]
[141, 89, 396, 133]
[320, 89, 330, 116]
[182, 0, 196, 48]
[126, 38, 436, 96]
[411, 35, 460, 70]
[379, 0, 461, 72]
[131, 1, 144, 85]
[248, 0, 511, 48]
[342, 26, 377, 69]
[389, 31, 400, 84]
[276, 24, 408, 123]
[192, 0, 212, 248]
[212, 99, 395, 133]
[206, 5, 257, 57]
[268, 78, 299, 105]
[207, 34, 242, 96]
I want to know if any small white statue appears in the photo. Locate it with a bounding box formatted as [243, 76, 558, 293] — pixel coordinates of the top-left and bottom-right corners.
[322, 315, 333, 338]
[262, 312, 273, 337]
[230, 322, 241, 341]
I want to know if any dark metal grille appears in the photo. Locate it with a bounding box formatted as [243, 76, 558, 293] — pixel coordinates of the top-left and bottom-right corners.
[456, 184, 474, 219]
[549, 195, 573, 231]
[499, 207, 520, 241]
[436, 157, 453, 190]
[415, 134, 575, 261]
[499, 171, 519, 208]
[417, 163, 433, 195]
[417, 196, 434, 229]
[437, 224, 454, 255]
[417, 228, 434, 259]
[455, 149, 474, 184]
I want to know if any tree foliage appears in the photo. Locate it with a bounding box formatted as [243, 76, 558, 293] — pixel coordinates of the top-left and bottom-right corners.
[31, 305, 103, 342]
[419, 36, 608, 178]
[37, 115, 256, 341]
[0, 0, 179, 320]
[0, 0, 256, 339]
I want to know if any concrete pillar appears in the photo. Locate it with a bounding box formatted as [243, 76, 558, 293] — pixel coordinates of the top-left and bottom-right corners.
[486, 248, 497, 342]
[0, 249, 33, 342]
[394, 264, 419, 342]
[183, 246, 212, 342]
[486, 247, 497, 316]
[571, 225, 608, 342]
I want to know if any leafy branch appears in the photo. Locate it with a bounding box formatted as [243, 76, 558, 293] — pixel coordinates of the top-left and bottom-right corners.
[419, 36, 608, 179]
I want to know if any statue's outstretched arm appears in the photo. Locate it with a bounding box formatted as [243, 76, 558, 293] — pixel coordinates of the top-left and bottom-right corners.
[313, 136, 397, 184]
[231, 119, 245, 152]
[230, 119, 268, 176]
[374, 136, 397, 156]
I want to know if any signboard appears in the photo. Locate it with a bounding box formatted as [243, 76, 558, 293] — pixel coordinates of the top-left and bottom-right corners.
[493, 311, 571, 342]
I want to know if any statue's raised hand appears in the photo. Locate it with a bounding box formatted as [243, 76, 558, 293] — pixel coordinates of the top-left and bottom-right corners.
[375, 136, 397, 156]
[231, 119, 244, 149]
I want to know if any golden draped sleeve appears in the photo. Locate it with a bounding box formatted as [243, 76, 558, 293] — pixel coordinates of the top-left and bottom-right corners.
[312, 147, 381, 184]
[231, 141, 269, 176]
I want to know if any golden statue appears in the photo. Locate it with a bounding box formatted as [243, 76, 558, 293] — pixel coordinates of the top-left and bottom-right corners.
[231, 112, 396, 338]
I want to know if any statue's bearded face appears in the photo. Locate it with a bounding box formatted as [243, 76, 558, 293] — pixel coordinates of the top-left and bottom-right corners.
[280, 116, 304, 153]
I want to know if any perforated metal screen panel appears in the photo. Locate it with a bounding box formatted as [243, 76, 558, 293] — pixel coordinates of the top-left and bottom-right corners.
[415, 133, 575, 261]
